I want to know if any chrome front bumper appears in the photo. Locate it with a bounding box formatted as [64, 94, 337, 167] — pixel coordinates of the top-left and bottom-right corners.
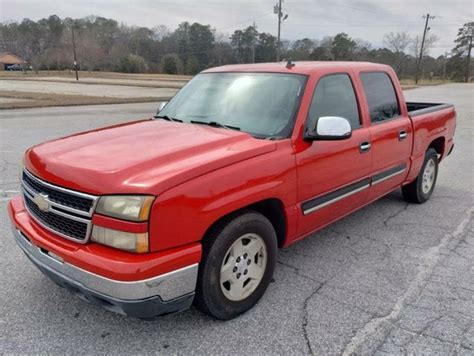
[12, 226, 198, 317]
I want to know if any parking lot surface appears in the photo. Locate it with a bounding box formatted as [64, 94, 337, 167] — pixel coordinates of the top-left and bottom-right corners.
[0, 84, 472, 354]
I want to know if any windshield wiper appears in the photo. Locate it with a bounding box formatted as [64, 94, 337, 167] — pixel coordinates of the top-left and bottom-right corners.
[154, 115, 183, 122]
[190, 120, 240, 131]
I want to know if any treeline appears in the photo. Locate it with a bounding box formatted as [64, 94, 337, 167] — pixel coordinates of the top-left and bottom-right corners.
[0, 15, 472, 81]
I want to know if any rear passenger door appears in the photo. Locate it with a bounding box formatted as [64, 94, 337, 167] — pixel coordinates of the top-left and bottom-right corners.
[296, 73, 372, 237]
[360, 72, 412, 200]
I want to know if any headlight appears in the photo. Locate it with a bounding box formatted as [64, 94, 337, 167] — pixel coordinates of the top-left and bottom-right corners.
[91, 226, 148, 253]
[95, 195, 155, 222]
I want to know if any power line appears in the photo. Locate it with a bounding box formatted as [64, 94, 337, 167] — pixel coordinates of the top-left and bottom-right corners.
[215, 12, 272, 32]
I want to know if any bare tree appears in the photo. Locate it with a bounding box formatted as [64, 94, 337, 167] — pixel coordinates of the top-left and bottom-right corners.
[152, 25, 170, 41]
[410, 33, 439, 58]
[383, 31, 411, 53]
[354, 38, 372, 51]
[382, 31, 411, 77]
[214, 31, 230, 43]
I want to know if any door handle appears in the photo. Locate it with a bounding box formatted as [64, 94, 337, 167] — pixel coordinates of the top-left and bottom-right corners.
[399, 130, 408, 140]
[359, 141, 371, 153]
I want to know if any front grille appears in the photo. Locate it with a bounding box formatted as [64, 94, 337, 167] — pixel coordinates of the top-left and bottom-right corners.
[21, 169, 98, 242]
[22, 171, 94, 213]
[24, 194, 89, 240]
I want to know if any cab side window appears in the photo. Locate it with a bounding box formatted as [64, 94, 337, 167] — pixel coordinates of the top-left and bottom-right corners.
[308, 74, 361, 129]
[360, 72, 401, 123]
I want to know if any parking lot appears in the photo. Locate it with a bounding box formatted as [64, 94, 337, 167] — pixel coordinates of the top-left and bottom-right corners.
[0, 84, 472, 354]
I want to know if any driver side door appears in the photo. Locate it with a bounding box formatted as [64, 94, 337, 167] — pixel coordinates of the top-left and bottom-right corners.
[295, 73, 372, 237]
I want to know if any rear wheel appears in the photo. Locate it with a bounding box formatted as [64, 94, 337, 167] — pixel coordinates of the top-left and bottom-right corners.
[402, 148, 438, 204]
[195, 211, 277, 320]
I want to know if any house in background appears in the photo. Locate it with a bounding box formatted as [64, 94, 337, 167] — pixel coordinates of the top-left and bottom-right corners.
[0, 53, 26, 70]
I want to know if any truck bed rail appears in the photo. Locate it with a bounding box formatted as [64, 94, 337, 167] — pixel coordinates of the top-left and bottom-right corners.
[407, 102, 453, 117]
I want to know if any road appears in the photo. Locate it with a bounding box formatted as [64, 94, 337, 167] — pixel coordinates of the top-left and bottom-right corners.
[4, 76, 187, 88]
[0, 79, 179, 98]
[0, 84, 473, 354]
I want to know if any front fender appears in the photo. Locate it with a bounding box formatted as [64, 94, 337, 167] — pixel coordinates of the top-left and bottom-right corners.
[148, 142, 297, 252]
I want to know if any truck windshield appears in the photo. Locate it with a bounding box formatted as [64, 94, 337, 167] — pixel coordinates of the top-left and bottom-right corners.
[158, 72, 307, 138]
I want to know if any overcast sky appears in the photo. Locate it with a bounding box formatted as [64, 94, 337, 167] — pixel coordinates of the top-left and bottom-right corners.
[1, 0, 472, 56]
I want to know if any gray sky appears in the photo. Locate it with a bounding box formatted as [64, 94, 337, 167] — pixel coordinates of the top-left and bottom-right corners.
[1, 0, 472, 56]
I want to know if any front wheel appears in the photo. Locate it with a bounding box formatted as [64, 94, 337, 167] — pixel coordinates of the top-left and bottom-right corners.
[402, 148, 439, 203]
[195, 211, 277, 320]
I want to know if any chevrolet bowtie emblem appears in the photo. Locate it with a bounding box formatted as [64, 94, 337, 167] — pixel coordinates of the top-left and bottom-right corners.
[33, 193, 50, 212]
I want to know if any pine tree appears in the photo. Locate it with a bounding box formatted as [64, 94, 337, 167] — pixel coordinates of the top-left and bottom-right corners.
[449, 22, 473, 82]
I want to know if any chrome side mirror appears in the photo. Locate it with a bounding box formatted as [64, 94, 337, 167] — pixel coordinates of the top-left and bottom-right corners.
[157, 101, 168, 114]
[304, 116, 352, 141]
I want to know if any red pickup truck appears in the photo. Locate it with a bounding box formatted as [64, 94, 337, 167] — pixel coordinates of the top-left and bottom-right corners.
[8, 62, 456, 320]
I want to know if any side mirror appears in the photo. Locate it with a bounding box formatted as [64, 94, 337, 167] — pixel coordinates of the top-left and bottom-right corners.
[304, 116, 352, 141]
[157, 101, 168, 114]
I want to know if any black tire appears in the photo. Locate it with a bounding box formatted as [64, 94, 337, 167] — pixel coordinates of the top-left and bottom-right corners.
[194, 210, 277, 320]
[402, 148, 439, 204]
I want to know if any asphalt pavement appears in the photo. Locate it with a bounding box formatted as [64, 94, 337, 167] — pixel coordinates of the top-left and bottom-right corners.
[0, 79, 179, 98]
[0, 84, 473, 354]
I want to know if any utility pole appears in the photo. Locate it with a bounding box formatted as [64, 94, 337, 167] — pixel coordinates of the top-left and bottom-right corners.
[443, 51, 448, 80]
[465, 25, 473, 83]
[274, 0, 288, 62]
[415, 13, 434, 84]
[71, 24, 79, 81]
[252, 21, 256, 64]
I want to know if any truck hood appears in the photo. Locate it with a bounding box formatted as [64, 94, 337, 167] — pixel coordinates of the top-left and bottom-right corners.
[25, 119, 276, 195]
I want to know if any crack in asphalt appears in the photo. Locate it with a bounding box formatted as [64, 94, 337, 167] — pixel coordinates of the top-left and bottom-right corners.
[383, 202, 409, 227]
[302, 283, 325, 355]
[394, 321, 473, 351]
[458, 322, 474, 351]
[398, 222, 452, 231]
[387, 314, 445, 352]
[340, 207, 474, 356]
[276, 259, 346, 355]
[276, 260, 323, 283]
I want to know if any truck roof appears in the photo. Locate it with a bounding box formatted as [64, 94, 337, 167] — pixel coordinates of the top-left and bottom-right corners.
[203, 61, 392, 76]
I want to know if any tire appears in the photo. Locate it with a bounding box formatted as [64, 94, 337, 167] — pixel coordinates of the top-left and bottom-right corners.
[195, 210, 277, 320]
[402, 148, 438, 204]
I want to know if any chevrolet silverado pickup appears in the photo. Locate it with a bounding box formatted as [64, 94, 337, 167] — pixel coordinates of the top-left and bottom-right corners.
[8, 61, 456, 320]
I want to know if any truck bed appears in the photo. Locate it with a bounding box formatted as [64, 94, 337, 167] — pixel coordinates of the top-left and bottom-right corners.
[406, 101, 456, 180]
[407, 102, 454, 117]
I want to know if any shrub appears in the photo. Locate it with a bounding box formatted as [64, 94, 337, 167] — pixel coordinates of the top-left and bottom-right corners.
[160, 53, 182, 74]
[185, 57, 201, 75]
[117, 54, 148, 73]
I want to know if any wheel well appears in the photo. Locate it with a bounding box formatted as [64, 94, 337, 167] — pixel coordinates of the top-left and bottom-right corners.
[204, 199, 287, 248]
[428, 137, 445, 159]
[248, 199, 286, 248]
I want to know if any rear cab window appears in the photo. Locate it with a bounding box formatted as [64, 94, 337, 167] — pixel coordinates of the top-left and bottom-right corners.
[360, 72, 401, 124]
[308, 73, 361, 129]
